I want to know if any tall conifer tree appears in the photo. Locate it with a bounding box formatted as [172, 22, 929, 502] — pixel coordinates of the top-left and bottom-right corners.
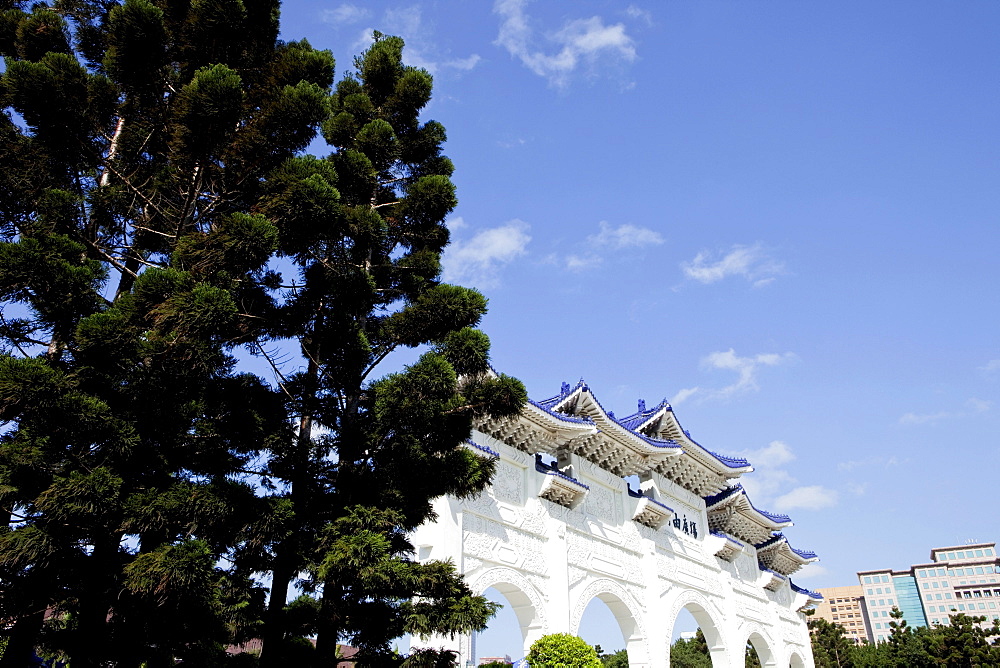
[254, 33, 525, 665]
[0, 0, 524, 664]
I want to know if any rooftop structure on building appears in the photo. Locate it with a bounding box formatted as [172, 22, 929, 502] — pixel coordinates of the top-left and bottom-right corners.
[857, 542, 1000, 643]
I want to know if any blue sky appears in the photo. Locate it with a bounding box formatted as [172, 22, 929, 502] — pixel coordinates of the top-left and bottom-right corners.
[278, 0, 1000, 658]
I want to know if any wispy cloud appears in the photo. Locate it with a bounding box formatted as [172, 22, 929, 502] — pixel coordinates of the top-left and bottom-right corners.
[773, 485, 839, 511]
[624, 5, 653, 26]
[494, 0, 637, 87]
[736, 440, 839, 514]
[838, 455, 902, 472]
[898, 398, 991, 426]
[793, 563, 829, 580]
[320, 3, 370, 25]
[548, 221, 663, 272]
[673, 349, 796, 403]
[681, 243, 784, 287]
[339, 6, 481, 76]
[588, 221, 663, 249]
[979, 359, 1000, 375]
[442, 218, 531, 288]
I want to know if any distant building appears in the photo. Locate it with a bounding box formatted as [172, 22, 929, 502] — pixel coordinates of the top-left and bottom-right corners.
[478, 656, 511, 666]
[858, 542, 1000, 642]
[814, 585, 871, 644]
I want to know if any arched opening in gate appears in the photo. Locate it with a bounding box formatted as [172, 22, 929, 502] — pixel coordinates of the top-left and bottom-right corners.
[474, 583, 543, 662]
[577, 591, 647, 667]
[668, 601, 726, 666]
[744, 630, 776, 667]
[789, 650, 806, 668]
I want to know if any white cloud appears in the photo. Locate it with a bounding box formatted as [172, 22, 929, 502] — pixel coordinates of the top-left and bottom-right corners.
[980, 359, 1000, 374]
[701, 349, 796, 399]
[838, 456, 903, 472]
[625, 5, 653, 26]
[737, 440, 797, 501]
[321, 3, 370, 24]
[670, 387, 699, 405]
[773, 485, 839, 512]
[494, 0, 637, 87]
[793, 563, 829, 580]
[547, 220, 662, 273]
[735, 441, 840, 515]
[442, 219, 531, 287]
[348, 7, 481, 75]
[681, 243, 784, 287]
[587, 221, 663, 249]
[898, 397, 991, 425]
[564, 253, 602, 272]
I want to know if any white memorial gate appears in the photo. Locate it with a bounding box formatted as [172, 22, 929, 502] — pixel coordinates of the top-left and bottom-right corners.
[410, 380, 820, 667]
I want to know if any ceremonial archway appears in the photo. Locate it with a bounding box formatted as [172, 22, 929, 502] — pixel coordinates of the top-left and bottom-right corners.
[410, 381, 820, 667]
[470, 567, 546, 659]
[571, 579, 649, 667]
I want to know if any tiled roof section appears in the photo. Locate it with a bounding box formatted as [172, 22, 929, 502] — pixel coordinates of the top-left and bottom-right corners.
[465, 439, 499, 458]
[791, 546, 819, 560]
[791, 581, 824, 599]
[527, 398, 594, 424]
[705, 484, 792, 524]
[564, 386, 743, 466]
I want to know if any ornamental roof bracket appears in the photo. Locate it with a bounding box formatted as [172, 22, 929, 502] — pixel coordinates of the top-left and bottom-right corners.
[758, 566, 788, 592]
[791, 581, 824, 611]
[704, 531, 745, 562]
[755, 533, 819, 576]
[535, 454, 589, 508]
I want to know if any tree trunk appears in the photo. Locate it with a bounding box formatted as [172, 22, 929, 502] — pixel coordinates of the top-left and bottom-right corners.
[0, 608, 44, 667]
[261, 356, 318, 667]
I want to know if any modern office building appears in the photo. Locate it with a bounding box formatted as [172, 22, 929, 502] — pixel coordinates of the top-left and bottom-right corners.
[857, 542, 1000, 642]
[814, 586, 872, 644]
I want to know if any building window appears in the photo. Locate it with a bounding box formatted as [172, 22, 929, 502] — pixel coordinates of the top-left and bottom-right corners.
[864, 576, 872, 584]
[936, 594, 943, 600]
[986, 549, 994, 556]
[976, 550, 984, 557]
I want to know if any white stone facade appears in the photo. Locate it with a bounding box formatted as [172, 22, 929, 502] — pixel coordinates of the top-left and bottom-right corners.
[409, 382, 819, 667]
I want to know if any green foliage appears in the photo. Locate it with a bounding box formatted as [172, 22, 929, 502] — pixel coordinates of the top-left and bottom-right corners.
[527, 633, 602, 668]
[669, 629, 712, 668]
[599, 648, 629, 668]
[1, 1, 524, 666]
[807, 607, 1000, 668]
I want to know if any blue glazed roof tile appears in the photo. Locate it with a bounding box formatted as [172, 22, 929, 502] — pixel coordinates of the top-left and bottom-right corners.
[790, 581, 823, 599]
[465, 439, 499, 458]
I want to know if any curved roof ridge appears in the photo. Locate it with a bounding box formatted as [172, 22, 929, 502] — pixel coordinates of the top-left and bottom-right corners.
[790, 581, 823, 599]
[704, 484, 745, 507]
[574, 385, 681, 453]
[790, 545, 819, 560]
[705, 485, 791, 525]
[526, 398, 594, 425]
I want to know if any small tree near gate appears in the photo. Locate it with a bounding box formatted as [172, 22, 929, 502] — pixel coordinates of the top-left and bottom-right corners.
[526, 633, 602, 668]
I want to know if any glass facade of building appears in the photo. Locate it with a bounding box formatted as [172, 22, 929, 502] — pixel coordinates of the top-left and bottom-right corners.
[893, 574, 927, 627]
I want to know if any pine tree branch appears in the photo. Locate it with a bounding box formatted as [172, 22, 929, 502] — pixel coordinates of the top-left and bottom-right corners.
[251, 339, 294, 399]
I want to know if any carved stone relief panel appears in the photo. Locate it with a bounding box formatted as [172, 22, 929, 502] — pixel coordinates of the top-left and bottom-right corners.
[567, 529, 642, 584]
[490, 459, 524, 505]
[463, 513, 549, 577]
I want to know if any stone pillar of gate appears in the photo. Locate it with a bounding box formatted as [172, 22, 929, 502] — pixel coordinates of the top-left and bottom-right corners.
[542, 502, 571, 655]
